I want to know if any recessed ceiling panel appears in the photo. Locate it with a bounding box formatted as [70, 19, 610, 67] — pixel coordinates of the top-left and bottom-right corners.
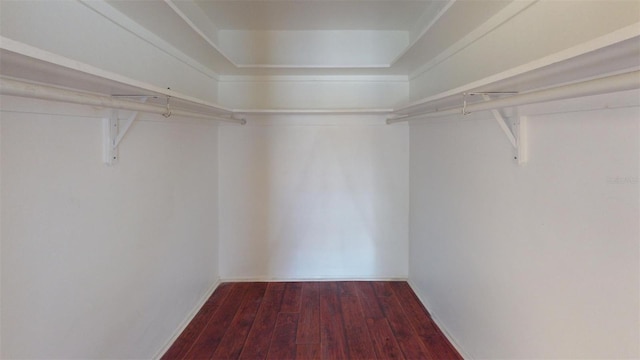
[194, 0, 434, 31]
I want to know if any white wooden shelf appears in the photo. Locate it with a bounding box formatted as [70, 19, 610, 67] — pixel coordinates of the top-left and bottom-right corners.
[1, 28, 638, 120]
[385, 27, 640, 167]
[392, 26, 640, 118]
[0, 36, 233, 117]
[0, 37, 246, 166]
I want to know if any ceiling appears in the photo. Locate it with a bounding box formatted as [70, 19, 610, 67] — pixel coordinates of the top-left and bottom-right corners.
[193, 1, 435, 31]
[3, 0, 638, 115]
[102, 0, 513, 77]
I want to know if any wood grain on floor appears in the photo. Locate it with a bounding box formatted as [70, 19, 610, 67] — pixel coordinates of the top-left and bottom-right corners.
[162, 281, 463, 359]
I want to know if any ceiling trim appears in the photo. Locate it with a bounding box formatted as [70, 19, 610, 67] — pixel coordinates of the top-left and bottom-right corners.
[79, 0, 220, 80]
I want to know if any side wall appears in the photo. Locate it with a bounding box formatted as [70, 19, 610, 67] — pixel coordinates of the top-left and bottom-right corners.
[0, 97, 220, 359]
[219, 116, 409, 280]
[408, 91, 640, 358]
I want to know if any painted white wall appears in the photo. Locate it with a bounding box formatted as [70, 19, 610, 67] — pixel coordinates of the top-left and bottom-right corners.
[219, 78, 408, 110]
[219, 116, 409, 280]
[409, 0, 640, 101]
[0, 0, 219, 102]
[408, 91, 640, 358]
[0, 97, 220, 359]
[218, 30, 408, 67]
[0, 96, 3, 357]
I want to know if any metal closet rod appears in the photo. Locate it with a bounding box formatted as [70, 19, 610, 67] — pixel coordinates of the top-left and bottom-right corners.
[387, 70, 640, 124]
[0, 77, 246, 125]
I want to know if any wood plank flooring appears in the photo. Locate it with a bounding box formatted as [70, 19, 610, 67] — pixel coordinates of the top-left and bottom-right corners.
[162, 281, 462, 360]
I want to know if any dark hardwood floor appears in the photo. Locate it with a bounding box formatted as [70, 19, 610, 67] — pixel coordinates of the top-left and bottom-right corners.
[162, 281, 462, 359]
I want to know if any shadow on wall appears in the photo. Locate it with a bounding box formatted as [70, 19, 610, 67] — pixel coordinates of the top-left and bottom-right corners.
[218, 30, 409, 279]
[220, 120, 408, 280]
[265, 127, 379, 278]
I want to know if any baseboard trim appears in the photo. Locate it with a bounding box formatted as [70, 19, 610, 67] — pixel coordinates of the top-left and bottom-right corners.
[153, 279, 221, 360]
[219, 276, 409, 282]
[407, 280, 472, 360]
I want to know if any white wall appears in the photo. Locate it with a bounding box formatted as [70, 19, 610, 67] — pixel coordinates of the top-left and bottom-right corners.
[0, 97, 220, 359]
[408, 91, 640, 358]
[218, 30, 408, 67]
[218, 77, 408, 110]
[219, 116, 409, 280]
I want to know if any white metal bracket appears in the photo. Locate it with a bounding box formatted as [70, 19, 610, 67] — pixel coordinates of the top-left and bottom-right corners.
[481, 94, 527, 166]
[103, 96, 148, 165]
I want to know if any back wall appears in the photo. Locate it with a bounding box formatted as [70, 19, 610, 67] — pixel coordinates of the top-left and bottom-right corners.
[219, 115, 409, 280]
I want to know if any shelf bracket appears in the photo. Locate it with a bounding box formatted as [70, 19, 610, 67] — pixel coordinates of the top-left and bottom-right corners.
[482, 94, 527, 166]
[103, 96, 148, 165]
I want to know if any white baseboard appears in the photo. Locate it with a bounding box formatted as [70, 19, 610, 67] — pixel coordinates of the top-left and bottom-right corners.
[406, 280, 472, 360]
[153, 279, 221, 360]
[218, 276, 408, 282]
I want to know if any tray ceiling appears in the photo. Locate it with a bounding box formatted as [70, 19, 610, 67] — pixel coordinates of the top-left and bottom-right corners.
[102, 0, 512, 76]
[193, 1, 436, 31]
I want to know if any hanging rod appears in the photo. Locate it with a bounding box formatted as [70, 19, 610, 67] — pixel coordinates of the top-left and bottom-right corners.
[387, 70, 640, 124]
[0, 78, 246, 125]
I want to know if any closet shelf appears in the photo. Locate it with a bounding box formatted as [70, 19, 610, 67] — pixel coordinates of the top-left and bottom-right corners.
[391, 27, 640, 121]
[0, 38, 393, 119]
[0, 37, 236, 121]
[2, 28, 639, 121]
